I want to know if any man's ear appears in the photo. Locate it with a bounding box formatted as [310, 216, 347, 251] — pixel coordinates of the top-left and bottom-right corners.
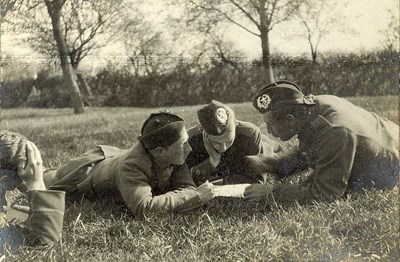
[285, 114, 296, 126]
[153, 147, 165, 157]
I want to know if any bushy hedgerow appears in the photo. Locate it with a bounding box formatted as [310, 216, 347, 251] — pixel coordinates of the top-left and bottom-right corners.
[0, 82, 30, 108]
[1, 50, 398, 108]
[0, 72, 71, 108]
[86, 50, 398, 107]
[274, 51, 399, 97]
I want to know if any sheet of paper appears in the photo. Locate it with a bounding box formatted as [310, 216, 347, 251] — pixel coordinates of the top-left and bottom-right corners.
[213, 184, 250, 198]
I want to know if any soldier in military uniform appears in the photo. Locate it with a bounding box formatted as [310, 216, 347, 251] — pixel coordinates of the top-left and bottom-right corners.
[44, 111, 214, 219]
[1, 131, 65, 251]
[186, 100, 282, 185]
[244, 80, 399, 205]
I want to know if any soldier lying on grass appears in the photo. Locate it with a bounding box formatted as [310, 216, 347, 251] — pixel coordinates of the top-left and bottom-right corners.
[44, 111, 214, 219]
[187, 100, 282, 185]
[0, 131, 65, 252]
[244, 80, 399, 205]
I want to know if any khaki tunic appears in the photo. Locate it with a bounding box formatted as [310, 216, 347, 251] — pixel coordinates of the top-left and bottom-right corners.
[1, 190, 65, 251]
[48, 144, 204, 218]
[272, 95, 399, 205]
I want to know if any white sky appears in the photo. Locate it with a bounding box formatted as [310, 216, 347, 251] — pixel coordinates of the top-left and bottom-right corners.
[1, 0, 398, 74]
[232, 0, 398, 57]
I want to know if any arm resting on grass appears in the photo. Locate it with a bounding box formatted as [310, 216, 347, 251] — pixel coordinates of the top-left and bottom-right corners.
[246, 149, 308, 179]
[116, 164, 204, 219]
[271, 127, 357, 205]
[274, 150, 309, 177]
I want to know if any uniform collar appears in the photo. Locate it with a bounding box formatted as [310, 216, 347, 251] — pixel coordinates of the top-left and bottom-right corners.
[129, 143, 154, 172]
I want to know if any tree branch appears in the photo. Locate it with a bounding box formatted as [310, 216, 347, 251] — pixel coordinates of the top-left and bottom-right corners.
[189, 0, 260, 36]
[228, 0, 260, 27]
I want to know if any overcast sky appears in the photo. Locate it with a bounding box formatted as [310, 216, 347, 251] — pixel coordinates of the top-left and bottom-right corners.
[221, 0, 398, 57]
[1, 0, 398, 73]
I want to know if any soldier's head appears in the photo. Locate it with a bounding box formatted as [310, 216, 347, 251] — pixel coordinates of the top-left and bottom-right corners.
[138, 111, 191, 165]
[0, 131, 27, 191]
[252, 80, 316, 141]
[197, 100, 237, 153]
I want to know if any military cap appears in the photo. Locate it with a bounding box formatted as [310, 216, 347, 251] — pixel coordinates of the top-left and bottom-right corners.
[138, 111, 185, 149]
[197, 100, 235, 136]
[252, 80, 315, 114]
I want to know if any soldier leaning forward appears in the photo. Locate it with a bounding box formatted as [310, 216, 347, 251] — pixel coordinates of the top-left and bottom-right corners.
[186, 100, 282, 185]
[244, 80, 399, 205]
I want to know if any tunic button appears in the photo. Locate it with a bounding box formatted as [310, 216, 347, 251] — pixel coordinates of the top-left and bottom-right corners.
[195, 170, 201, 175]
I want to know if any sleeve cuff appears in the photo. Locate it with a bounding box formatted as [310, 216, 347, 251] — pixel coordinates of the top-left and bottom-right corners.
[28, 190, 66, 212]
[26, 190, 65, 245]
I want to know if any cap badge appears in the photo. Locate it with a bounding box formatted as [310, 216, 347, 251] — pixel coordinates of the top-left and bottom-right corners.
[257, 94, 271, 110]
[215, 108, 228, 125]
[303, 94, 315, 104]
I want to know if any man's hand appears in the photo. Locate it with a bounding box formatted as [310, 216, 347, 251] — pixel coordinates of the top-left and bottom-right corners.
[244, 184, 273, 202]
[17, 141, 45, 191]
[202, 132, 221, 167]
[196, 180, 215, 203]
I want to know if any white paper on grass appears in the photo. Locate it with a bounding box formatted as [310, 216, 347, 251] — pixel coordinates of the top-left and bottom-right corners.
[213, 184, 250, 198]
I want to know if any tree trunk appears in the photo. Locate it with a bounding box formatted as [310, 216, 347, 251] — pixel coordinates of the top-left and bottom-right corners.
[260, 28, 274, 84]
[76, 73, 92, 96]
[45, 1, 84, 114]
[310, 43, 317, 64]
[312, 50, 318, 64]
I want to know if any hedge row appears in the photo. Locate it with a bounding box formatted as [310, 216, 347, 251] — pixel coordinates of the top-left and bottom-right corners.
[0, 51, 398, 108]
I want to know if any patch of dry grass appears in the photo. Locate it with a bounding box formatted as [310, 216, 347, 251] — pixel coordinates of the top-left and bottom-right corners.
[0, 96, 398, 261]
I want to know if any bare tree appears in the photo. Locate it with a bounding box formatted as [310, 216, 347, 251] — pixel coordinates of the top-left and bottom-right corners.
[381, 7, 399, 53]
[44, 0, 84, 114]
[18, 0, 124, 70]
[10, 0, 126, 112]
[0, 0, 24, 23]
[124, 18, 175, 77]
[1, 0, 24, 76]
[295, 0, 347, 63]
[174, 0, 301, 83]
[210, 35, 244, 69]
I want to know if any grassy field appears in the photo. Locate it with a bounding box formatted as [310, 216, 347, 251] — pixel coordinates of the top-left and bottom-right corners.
[0, 96, 398, 261]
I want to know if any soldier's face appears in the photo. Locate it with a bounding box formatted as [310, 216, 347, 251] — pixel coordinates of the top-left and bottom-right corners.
[262, 112, 297, 141]
[208, 136, 234, 154]
[163, 129, 192, 165]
